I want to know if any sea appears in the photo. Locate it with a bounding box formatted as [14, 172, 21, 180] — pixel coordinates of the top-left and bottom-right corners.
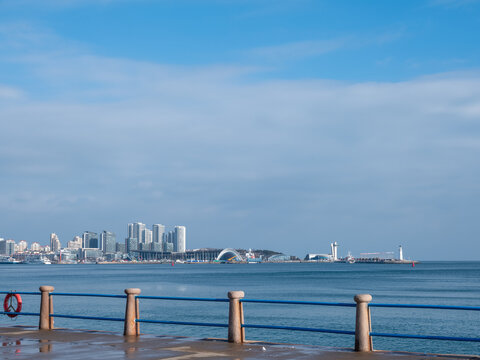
[0, 261, 479, 355]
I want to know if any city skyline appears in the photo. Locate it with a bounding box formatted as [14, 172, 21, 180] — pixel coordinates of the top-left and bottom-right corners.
[1, 1, 480, 260]
[1, 222, 186, 249]
[0, 221, 188, 263]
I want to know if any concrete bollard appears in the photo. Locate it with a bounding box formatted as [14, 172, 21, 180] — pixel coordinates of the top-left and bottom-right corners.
[228, 291, 245, 343]
[124, 288, 141, 336]
[39, 286, 54, 330]
[354, 294, 373, 352]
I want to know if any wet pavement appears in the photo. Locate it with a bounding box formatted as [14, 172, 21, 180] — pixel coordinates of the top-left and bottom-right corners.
[0, 326, 478, 360]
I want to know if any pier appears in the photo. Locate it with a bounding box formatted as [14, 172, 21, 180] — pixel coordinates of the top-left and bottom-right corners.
[1, 286, 479, 359]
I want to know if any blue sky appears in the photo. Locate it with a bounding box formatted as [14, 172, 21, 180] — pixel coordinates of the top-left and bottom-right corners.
[1, 0, 480, 260]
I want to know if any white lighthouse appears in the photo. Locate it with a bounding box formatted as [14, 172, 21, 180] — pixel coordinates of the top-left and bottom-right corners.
[398, 245, 404, 261]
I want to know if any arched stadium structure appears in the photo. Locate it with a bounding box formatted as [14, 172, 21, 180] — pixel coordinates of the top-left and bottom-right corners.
[216, 248, 244, 262]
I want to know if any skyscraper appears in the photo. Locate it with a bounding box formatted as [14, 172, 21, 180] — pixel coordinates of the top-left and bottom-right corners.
[82, 231, 98, 249]
[174, 226, 186, 253]
[101, 231, 116, 254]
[0, 239, 15, 255]
[127, 223, 134, 239]
[17, 240, 28, 252]
[166, 230, 174, 251]
[67, 236, 82, 249]
[125, 237, 138, 254]
[132, 223, 146, 244]
[143, 228, 152, 245]
[50, 233, 61, 252]
[152, 224, 165, 244]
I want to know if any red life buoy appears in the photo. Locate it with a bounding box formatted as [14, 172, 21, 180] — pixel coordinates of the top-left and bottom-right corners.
[3, 293, 22, 318]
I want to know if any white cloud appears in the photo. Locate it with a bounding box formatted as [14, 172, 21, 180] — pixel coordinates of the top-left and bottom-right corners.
[0, 85, 23, 99]
[248, 38, 348, 61]
[1, 24, 480, 258]
[0, 192, 96, 213]
[246, 29, 405, 63]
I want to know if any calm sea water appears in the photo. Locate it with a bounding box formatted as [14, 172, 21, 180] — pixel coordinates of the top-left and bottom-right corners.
[1, 261, 479, 355]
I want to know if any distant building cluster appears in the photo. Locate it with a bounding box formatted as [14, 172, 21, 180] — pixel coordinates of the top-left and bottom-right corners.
[0, 222, 186, 263]
[125, 223, 186, 254]
[0, 237, 47, 256]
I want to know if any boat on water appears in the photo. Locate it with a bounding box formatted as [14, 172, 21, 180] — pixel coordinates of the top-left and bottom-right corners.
[345, 252, 355, 264]
[0, 256, 24, 264]
[25, 256, 52, 265]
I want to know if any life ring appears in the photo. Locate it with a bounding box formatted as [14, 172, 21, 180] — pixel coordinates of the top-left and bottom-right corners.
[3, 293, 22, 318]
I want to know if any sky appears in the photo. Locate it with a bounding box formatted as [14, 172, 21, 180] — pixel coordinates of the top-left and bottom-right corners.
[0, 0, 480, 260]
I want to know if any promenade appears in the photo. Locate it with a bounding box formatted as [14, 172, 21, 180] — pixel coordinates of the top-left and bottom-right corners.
[0, 326, 478, 360]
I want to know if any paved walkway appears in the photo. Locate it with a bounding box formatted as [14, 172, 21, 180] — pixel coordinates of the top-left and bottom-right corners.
[0, 326, 478, 360]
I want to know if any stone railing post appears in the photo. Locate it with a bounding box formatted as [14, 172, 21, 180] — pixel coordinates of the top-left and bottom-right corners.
[228, 291, 245, 343]
[39, 286, 54, 330]
[354, 294, 372, 352]
[124, 288, 141, 336]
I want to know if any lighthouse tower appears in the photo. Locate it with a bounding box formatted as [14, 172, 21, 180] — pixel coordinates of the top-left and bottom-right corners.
[399, 245, 404, 261]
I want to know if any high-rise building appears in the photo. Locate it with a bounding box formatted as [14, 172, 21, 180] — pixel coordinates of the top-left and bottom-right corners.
[166, 230, 174, 251]
[125, 237, 138, 254]
[152, 224, 165, 244]
[174, 226, 186, 253]
[127, 223, 134, 239]
[131, 223, 146, 244]
[0, 239, 15, 255]
[116, 243, 126, 253]
[17, 240, 28, 252]
[151, 242, 162, 251]
[164, 241, 174, 252]
[101, 231, 116, 254]
[82, 231, 98, 249]
[50, 233, 61, 252]
[30, 242, 41, 252]
[143, 228, 152, 246]
[67, 236, 82, 249]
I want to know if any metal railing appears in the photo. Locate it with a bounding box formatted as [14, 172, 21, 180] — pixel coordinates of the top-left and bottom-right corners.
[240, 298, 356, 336]
[368, 302, 480, 343]
[135, 294, 229, 328]
[1, 287, 479, 353]
[50, 292, 127, 323]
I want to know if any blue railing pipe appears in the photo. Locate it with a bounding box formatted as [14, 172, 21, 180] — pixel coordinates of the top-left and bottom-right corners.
[369, 303, 480, 311]
[0, 291, 41, 296]
[240, 299, 355, 307]
[137, 295, 228, 302]
[54, 293, 127, 299]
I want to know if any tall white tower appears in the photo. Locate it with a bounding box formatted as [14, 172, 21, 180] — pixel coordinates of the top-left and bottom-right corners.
[399, 245, 404, 261]
[50, 233, 61, 252]
[330, 242, 339, 261]
[174, 226, 186, 253]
